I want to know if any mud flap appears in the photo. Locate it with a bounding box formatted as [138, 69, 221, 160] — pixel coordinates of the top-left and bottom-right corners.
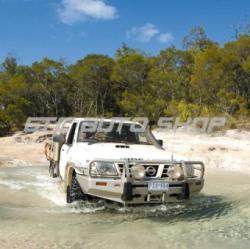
[121, 182, 133, 201]
[179, 182, 190, 200]
[66, 185, 72, 203]
[55, 162, 60, 177]
[49, 161, 59, 178]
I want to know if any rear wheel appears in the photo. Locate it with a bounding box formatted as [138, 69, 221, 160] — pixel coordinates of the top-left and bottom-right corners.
[66, 172, 87, 203]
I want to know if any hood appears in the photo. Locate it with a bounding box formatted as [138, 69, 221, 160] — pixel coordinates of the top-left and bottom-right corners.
[76, 142, 185, 162]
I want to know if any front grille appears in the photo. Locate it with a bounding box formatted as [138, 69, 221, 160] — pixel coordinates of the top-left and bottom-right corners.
[118, 164, 125, 175]
[161, 165, 170, 177]
[118, 164, 159, 178]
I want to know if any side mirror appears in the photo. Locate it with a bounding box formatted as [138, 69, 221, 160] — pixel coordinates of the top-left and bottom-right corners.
[157, 139, 163, 147]
[53, 134, 65, 144]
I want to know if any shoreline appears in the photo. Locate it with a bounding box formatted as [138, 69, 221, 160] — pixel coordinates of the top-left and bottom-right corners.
[0, 129, 249, 175]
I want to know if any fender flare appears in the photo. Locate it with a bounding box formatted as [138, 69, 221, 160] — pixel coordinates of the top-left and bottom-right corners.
[64, 164, 75, 192]
[44, 142, 51, 160]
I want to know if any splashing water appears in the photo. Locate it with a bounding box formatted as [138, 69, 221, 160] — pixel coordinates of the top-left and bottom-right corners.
[0, 165, 249, 249]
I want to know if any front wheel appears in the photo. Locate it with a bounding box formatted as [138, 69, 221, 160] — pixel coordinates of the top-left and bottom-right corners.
[66, 173, 87, 203]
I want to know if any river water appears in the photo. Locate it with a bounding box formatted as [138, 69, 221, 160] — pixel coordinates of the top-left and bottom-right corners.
[0, 165, 249, 249]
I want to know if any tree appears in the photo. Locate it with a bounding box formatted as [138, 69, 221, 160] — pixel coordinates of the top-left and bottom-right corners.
[31, 58, 70, 117]
[183, 26, 215, 50]
[220, 35, 250, 113]
[0, 58, 30, 132]
[0, 29, 250, 135]
[112, 51, 151, 116]
[69, 54, 115, 116]
[191, 44, 223, 113]
[115, 43, 139, 60]
[1, 57, 18, 76]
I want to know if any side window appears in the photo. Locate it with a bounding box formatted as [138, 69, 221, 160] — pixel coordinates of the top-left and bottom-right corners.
[66, 123, 77, 145]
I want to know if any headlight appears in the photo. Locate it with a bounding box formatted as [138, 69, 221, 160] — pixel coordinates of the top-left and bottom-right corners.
[90, 161, 118, 177]
[131, 164, 145, 180]
[185, 164, 194, 177]
[168, 165, 183, 180]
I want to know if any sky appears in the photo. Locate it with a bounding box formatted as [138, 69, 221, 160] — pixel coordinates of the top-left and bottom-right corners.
[0, 0, 249, 65]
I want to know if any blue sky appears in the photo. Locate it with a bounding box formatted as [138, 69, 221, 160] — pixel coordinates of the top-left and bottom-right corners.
[0, 0, 249, 65]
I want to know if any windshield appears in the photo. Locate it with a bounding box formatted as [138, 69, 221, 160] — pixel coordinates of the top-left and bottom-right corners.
[77, 121, 155, 145]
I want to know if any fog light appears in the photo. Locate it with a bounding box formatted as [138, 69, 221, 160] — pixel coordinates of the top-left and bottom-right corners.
[131, 164, 145, 180]
[168, 165, 183, 180]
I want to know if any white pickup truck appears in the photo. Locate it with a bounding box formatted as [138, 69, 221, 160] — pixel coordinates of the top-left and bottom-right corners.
[45, 118, 205, 205]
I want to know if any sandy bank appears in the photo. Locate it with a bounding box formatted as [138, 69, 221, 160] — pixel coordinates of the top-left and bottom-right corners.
[0, 129, 249, 174]
[0, 132, 49, 167]
[153, 129, 250, 173]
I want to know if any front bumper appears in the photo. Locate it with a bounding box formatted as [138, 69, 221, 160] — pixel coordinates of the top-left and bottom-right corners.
[76, 176, 204, 205]
[76, 160, 205, 205]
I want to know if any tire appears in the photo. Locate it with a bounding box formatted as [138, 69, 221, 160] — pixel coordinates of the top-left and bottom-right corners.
[66, 173, 87, 203]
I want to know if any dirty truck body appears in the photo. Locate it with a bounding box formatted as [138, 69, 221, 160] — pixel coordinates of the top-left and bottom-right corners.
[45, 118, 205, 205]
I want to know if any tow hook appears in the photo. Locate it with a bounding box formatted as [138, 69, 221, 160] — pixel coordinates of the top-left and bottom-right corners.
[179, 182, 190, 200]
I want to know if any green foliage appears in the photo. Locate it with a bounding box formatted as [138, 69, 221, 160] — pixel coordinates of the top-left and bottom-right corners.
[183, 26, 216, 50]
[177, 101, 201, 121]
[0, 29, 250, 135]
[69, 54, 115, 116]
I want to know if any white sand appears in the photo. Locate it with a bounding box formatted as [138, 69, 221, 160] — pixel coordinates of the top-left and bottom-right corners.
[153, 129, 250, 173]
[0, 129, 249, 174]
[0, 131, 48, 167]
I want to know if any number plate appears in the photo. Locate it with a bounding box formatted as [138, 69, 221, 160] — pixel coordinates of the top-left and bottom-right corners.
[148, 182, 169, 191]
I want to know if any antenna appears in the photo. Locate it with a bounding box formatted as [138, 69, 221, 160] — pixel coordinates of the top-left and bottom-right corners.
[171, 123, 177, 162]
